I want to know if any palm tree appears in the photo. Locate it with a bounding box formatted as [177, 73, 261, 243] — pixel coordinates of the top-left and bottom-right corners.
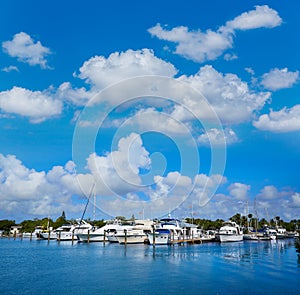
[230, 213, 241, 225]
[248, 213, 253, 229]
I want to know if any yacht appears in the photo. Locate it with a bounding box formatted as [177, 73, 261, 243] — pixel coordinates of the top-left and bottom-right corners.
[38, 230, 57, 240]
[22, 226, 43, 239]
[115, 228, 148, 244]
[55, 220, 93, 241]
[216, 221, 243, 242]
[147, 218, 184, 245]
[77, 219, 125, 242]
[276, 226, 287, 239]
[115, 220, 153, 244]
[147, 228, 171, 245]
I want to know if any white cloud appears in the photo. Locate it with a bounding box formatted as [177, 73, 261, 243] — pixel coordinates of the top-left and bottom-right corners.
[2, 32, 51, 69]
[178, 65, 270, 124]
[82, 133, 151, 196]
[0, 86, 63, 123]
[0, 154, 81, 217]
[225, 5, 282, 30]
[1, 65, 19, 72]
[228, 183, 250, 201]
[77, 48, 177, 89]
[261, 68, 299, 91]
[198, 127, 238, 146]
[255, 186, 299, 220]
[121, 107, 192, 136]
[253, 105, 300, 132]
[291, 193, 300, 207]
[257, 185, 285, 200]
[148, 5, 282, 63]
[245, 67, 255, 75]
[148, 23, 233, 63]
[56, 82, 94, 106]
[223, 53, 238, 61]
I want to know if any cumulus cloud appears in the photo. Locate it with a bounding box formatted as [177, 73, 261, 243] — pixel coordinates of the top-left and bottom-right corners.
[0, 86, 63, 123]
[291, 193, 300, 207]
[148, 5, 282, 63]
[255, 185, 299, 220]
[56, 82, 94, 106]
[178, 65, 270, 124]
[120, 107, 193, 136]
[82, 133, 151, 196]
[257, 185, 287, 200]
[228, 183, 250, 201]
[2, 32, 51, 69]
[261, 68, 299, 91]
[225, 5, 282, 30]
[148, 23, 233, 63]
[77, 48, 177, 89]
[0, 154, 81, 217]
[198, 127, 238, 146]
[253, 105, 300, 132]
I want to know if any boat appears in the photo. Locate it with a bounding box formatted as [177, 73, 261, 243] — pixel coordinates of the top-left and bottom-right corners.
[243, 233, 259, 241]
[22, 226, 43, 239]
[56, 224, 77, 241]
[265, 228, 277, 240]
[57, 220, 93, 241]
[38, 230, 57, 240]
[216, 221, 243, 242]
[114, 219, 153, 244]
[286, 231, 299, 238]
[276, 226, 287, 239]
[147, 228, 171, 245]
[147, 218, 184, 245]
[77, 219, 126, 242]
[115, 228, 148, 244]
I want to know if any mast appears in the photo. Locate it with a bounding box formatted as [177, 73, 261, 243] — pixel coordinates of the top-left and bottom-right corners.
[93, 192, 96, 221]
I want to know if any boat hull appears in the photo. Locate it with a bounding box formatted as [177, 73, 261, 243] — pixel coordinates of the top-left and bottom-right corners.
[115, 234, 147, 244]
[77, 233, 107, 242]
[147, 232, 170, 245]
[218, 234, 243, 242]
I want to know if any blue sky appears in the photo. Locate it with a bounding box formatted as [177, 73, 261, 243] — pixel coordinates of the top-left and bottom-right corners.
[0, 0, 300, 222]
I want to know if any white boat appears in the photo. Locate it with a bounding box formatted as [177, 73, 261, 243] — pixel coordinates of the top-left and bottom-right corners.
[216, 221, 243, 242]
[115, 228, 148, 244]
[276, 226, 287, 239]
[56, 224, 77, 241]
[243, 233, 259, 241]
[77, 219, 126, 242]
[147, 228, 171, 245]
[57, 220, 93, 241]
[22, 226, 43, 239]
[115, 219, 153, 244]
[265, 228, 277, 240]
[39, 230, 57, 240]
[147, 218, 184, 245]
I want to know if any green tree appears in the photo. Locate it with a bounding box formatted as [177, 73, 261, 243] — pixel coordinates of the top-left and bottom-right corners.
[230, 213, 241, 225]
[0, 219, 16, 233]
[54, 214, 67, 228]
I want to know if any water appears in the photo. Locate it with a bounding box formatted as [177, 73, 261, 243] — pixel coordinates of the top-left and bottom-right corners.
[0, 238, 299, 294]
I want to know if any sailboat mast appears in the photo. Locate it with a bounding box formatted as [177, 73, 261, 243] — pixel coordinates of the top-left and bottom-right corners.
[93, 192, 96, 221]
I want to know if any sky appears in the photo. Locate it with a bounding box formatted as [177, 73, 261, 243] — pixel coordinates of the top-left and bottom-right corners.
[0, 0, 300, 222]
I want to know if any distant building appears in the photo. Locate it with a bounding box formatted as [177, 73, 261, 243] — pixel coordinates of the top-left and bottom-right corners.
[0, 230, 4, 237]
[10, 225, 22, 236]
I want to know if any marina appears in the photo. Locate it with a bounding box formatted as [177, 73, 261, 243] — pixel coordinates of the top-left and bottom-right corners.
[0, 236, 299, 295]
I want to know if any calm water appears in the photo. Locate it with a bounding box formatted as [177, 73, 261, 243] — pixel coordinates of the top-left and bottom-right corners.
[0, 238, 299, 294]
